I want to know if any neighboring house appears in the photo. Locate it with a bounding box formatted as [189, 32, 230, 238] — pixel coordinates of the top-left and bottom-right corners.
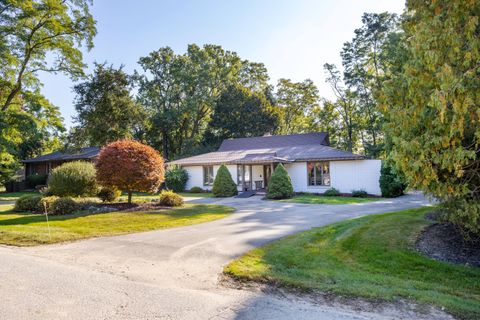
[22, 147, 100, 178]
[170, 132, 382, 195]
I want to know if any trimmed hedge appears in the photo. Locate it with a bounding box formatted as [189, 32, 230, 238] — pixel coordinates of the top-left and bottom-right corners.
[38, 196, 59, 213]
[50, 197, 78, 215]
[165, 166, 189, 192]
[212, 165, 238, 197]
[159, 190, 184, 207]
[48, 161, 98, 197]
[266, 164, 294, 199]
[14, 194, 43, 212]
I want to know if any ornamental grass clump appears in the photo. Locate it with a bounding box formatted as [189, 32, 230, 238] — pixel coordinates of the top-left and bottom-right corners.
[159, 190, 184, 207]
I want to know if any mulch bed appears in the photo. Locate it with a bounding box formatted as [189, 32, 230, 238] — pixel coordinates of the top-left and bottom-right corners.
[417, 214, 480, 267]
[94, 202, 172, 212]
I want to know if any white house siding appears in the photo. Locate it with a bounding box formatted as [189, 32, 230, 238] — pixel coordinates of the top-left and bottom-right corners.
[330, 160, 381, 195]
[182, 160, 381, 195]
[183, 165, 237, 191]
[285, 160, 381, 196]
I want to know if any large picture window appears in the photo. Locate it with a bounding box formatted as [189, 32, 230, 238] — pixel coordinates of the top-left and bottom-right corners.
[203, 166, 214, 185]
[307, 162, 330, 186]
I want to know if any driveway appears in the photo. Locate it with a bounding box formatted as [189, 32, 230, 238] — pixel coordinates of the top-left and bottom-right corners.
[0, 193, 446, 320]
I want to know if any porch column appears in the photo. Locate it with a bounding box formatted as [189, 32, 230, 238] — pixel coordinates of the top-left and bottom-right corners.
[242, 164, 246, 191]
[249, 165, 253, 190]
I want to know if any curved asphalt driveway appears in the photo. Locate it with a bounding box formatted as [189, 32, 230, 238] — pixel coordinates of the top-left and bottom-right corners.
[0, 193, 438, 320]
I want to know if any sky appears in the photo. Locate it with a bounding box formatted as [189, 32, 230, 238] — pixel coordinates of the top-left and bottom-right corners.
[38, 0, 406, 128]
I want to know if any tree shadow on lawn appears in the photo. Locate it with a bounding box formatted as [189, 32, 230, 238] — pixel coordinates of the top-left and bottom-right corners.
[0, 204, 226, 227]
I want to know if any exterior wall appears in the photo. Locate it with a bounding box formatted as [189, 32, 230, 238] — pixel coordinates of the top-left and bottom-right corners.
[183, 160, 381, 195]
[285, 160, 381, 196]
[183, 165, 238, 191]
[330, 160, 381, 195]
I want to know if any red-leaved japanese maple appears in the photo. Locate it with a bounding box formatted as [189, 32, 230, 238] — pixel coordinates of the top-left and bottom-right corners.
[95, 140, 165, 203]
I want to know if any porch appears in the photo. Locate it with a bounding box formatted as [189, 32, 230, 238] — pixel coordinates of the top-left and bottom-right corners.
[234, 153, 292, 193]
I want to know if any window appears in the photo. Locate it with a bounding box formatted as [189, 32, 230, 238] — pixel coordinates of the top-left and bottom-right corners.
[307, 162, 330, 186]
[203, 166, 214, 185]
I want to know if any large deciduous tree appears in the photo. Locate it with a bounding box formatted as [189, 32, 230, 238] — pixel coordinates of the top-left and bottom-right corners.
[0, 0, 96, 112]
[380, 0, 480, 236]
[71, 63, 145, 147]
[275, 78, 319, 134]
[95, 140, 165, 204]
[0, 0, 95, 184]
[204, 85, 280, 149]
[134, 44, 270, 160]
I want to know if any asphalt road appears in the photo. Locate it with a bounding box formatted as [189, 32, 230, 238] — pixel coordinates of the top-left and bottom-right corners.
[0, 193, 450, 320]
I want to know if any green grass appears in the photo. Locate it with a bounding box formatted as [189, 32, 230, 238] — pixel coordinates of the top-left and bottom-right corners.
[0, 203, 233, 246]
[279, 194, 382, 204]
[179, 192, 213, 198]
[225, 207, 480, 319]
[0, 191, 38, 201]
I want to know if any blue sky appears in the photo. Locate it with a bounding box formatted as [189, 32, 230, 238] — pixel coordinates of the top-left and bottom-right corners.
[38, 0, 405, 128]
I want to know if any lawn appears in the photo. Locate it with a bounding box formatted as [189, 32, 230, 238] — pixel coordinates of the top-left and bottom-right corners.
[0, 203, 233, 246]
[279, 194, 382, 204]
[224, 207, 480, 319]
[0, 191, 38, 201]
[0, 191, 213, 203]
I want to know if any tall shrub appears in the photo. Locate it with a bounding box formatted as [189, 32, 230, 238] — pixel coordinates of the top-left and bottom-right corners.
[266, 164, 294, 199]
[95, 140, 165, 203]
[48, 161, 98, 197]
[379, 163, 406, 198]
[380, 1, 480, 235]
[212, 165, 237, 197]
[165, 165, 189, 192]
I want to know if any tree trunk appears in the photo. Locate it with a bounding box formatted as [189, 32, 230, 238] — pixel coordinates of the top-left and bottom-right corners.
[128, 191, 132, 204]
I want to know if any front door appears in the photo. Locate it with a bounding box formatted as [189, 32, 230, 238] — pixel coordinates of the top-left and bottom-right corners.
[263, 165, 272, 189]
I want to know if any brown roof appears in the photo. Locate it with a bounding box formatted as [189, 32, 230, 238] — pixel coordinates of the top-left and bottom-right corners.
[22, 147, 100, 163]
[170, 133, 364, 166]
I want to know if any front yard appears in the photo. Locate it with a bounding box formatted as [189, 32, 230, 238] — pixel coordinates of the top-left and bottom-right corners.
[224, 207, 480, 319]
[0, 203, 233, 246]
[279, 194, 382, 204]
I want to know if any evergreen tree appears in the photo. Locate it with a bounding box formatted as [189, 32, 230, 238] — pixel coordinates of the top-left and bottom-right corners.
[212, 165, 238, 197]
[266, 164, 294, 199]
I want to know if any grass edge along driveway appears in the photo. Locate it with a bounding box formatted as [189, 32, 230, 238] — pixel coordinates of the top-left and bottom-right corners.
[0, 203, 233, 246]
[224, 207, 480, 319]
[279, 194, 382, 204]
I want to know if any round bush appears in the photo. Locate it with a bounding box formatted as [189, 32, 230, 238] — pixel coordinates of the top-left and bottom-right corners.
[14, 194, 43, 212]
[159, 190, 184, 207]
[50, 197, 78, 215]
[189, 186, 204, 193]
[97, 187, 121, 203]
[266, 164, 294, 199]
[323, 187, 340, 197]
[165, 166, 189, 192]
[38, 196, 59, 213]
[379, 163, 407, 198]
[351, 189, 368, 197]
[48, 161, 98, 197]
[212, 165, 238, 197]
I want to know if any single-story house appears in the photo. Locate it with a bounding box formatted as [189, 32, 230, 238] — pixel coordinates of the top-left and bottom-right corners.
[169, 132, 382, 195]
[22, 147, 100, 178]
